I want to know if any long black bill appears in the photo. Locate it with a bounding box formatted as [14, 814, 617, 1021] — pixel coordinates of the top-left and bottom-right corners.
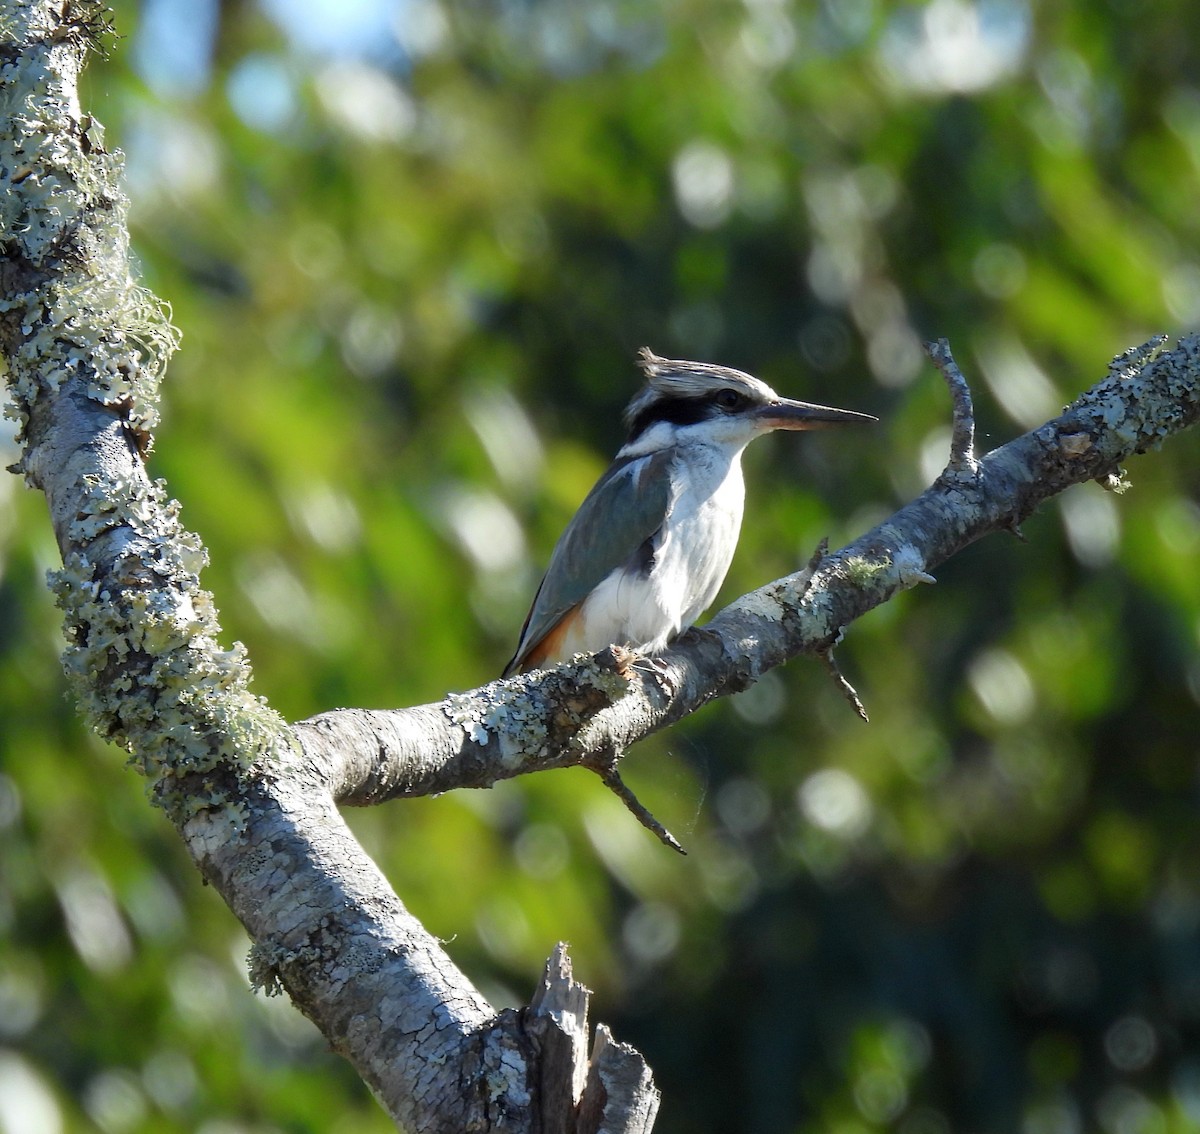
[756, 397, 877, 431]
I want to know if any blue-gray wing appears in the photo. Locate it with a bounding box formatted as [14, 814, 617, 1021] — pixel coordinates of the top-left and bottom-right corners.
[504, 449, 675, 675]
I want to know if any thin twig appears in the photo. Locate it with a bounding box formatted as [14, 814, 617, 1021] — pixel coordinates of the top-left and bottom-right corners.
[820, 649, 869, 723]
[805, 536, 829, 577]
[803, 539, 870, 721]
[599, 762, 686, 855]
[787, 537, 828, 602]
[925, 338, 979, 481]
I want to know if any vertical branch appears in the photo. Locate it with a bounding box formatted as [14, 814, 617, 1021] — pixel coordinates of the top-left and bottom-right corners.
[0, 4, 663, 1130]
[925, 338, 979, 480]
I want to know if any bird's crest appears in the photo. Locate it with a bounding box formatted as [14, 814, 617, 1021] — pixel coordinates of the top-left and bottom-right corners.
[625, 348, 770, 430]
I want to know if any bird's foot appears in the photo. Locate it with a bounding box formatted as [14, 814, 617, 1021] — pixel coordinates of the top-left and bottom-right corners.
[610, 646, 677, 694]
[609, 644, 641, 677]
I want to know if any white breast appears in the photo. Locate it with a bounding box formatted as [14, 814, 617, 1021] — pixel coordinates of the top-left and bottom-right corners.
[569, 443, 746, 656]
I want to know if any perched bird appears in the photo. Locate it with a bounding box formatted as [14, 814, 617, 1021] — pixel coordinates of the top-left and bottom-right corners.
[503, 349, 875, 676]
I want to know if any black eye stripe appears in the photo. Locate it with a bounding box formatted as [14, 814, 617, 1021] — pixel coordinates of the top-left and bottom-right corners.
[625, 397, 713, 441]
[625, 390, 757, 441]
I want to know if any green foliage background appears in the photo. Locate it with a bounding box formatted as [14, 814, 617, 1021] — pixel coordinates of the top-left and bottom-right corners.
[4, 0, 1200, 1131]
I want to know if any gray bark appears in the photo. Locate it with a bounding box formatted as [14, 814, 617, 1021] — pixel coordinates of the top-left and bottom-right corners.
[299, 335, 1200, 818]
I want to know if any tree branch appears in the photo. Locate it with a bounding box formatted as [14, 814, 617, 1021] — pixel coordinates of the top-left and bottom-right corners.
[925, 336, 979, 480]
[0, 5, 656, 1130]
[297, 333, 1198, 809]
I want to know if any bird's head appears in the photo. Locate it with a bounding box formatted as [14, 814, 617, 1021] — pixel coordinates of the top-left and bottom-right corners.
[622, 348, 875, 453]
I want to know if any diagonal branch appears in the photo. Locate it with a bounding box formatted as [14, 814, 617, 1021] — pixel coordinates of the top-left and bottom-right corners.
[297, 332, 1200, 809]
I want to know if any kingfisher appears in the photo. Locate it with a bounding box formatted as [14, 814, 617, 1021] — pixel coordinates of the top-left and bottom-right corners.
[503, 349, 875, 676]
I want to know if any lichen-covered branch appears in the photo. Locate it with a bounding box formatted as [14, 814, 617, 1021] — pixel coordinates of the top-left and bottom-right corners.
[299, 334, 1200, 810]
[0, 5, 658, 1130]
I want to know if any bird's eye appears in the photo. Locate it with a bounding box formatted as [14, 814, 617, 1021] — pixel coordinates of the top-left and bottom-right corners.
[714, 389, 744, 410]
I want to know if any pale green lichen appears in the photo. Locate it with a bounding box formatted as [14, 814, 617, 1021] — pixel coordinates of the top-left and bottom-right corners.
[841, 555, 890, 586]
[1066, 336, 1200, 463]
[247, 939, 325, 997]
[444, 690, 495, 748]
[1, 6, 177, 446]
[48, 473, 289, 801]
[445, 662, 631, 767]
[1106, 335, 1167, 382]
[843, 541, 933, 595]
[3, 8, 289, 824]
[445, 684, 552, 765]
